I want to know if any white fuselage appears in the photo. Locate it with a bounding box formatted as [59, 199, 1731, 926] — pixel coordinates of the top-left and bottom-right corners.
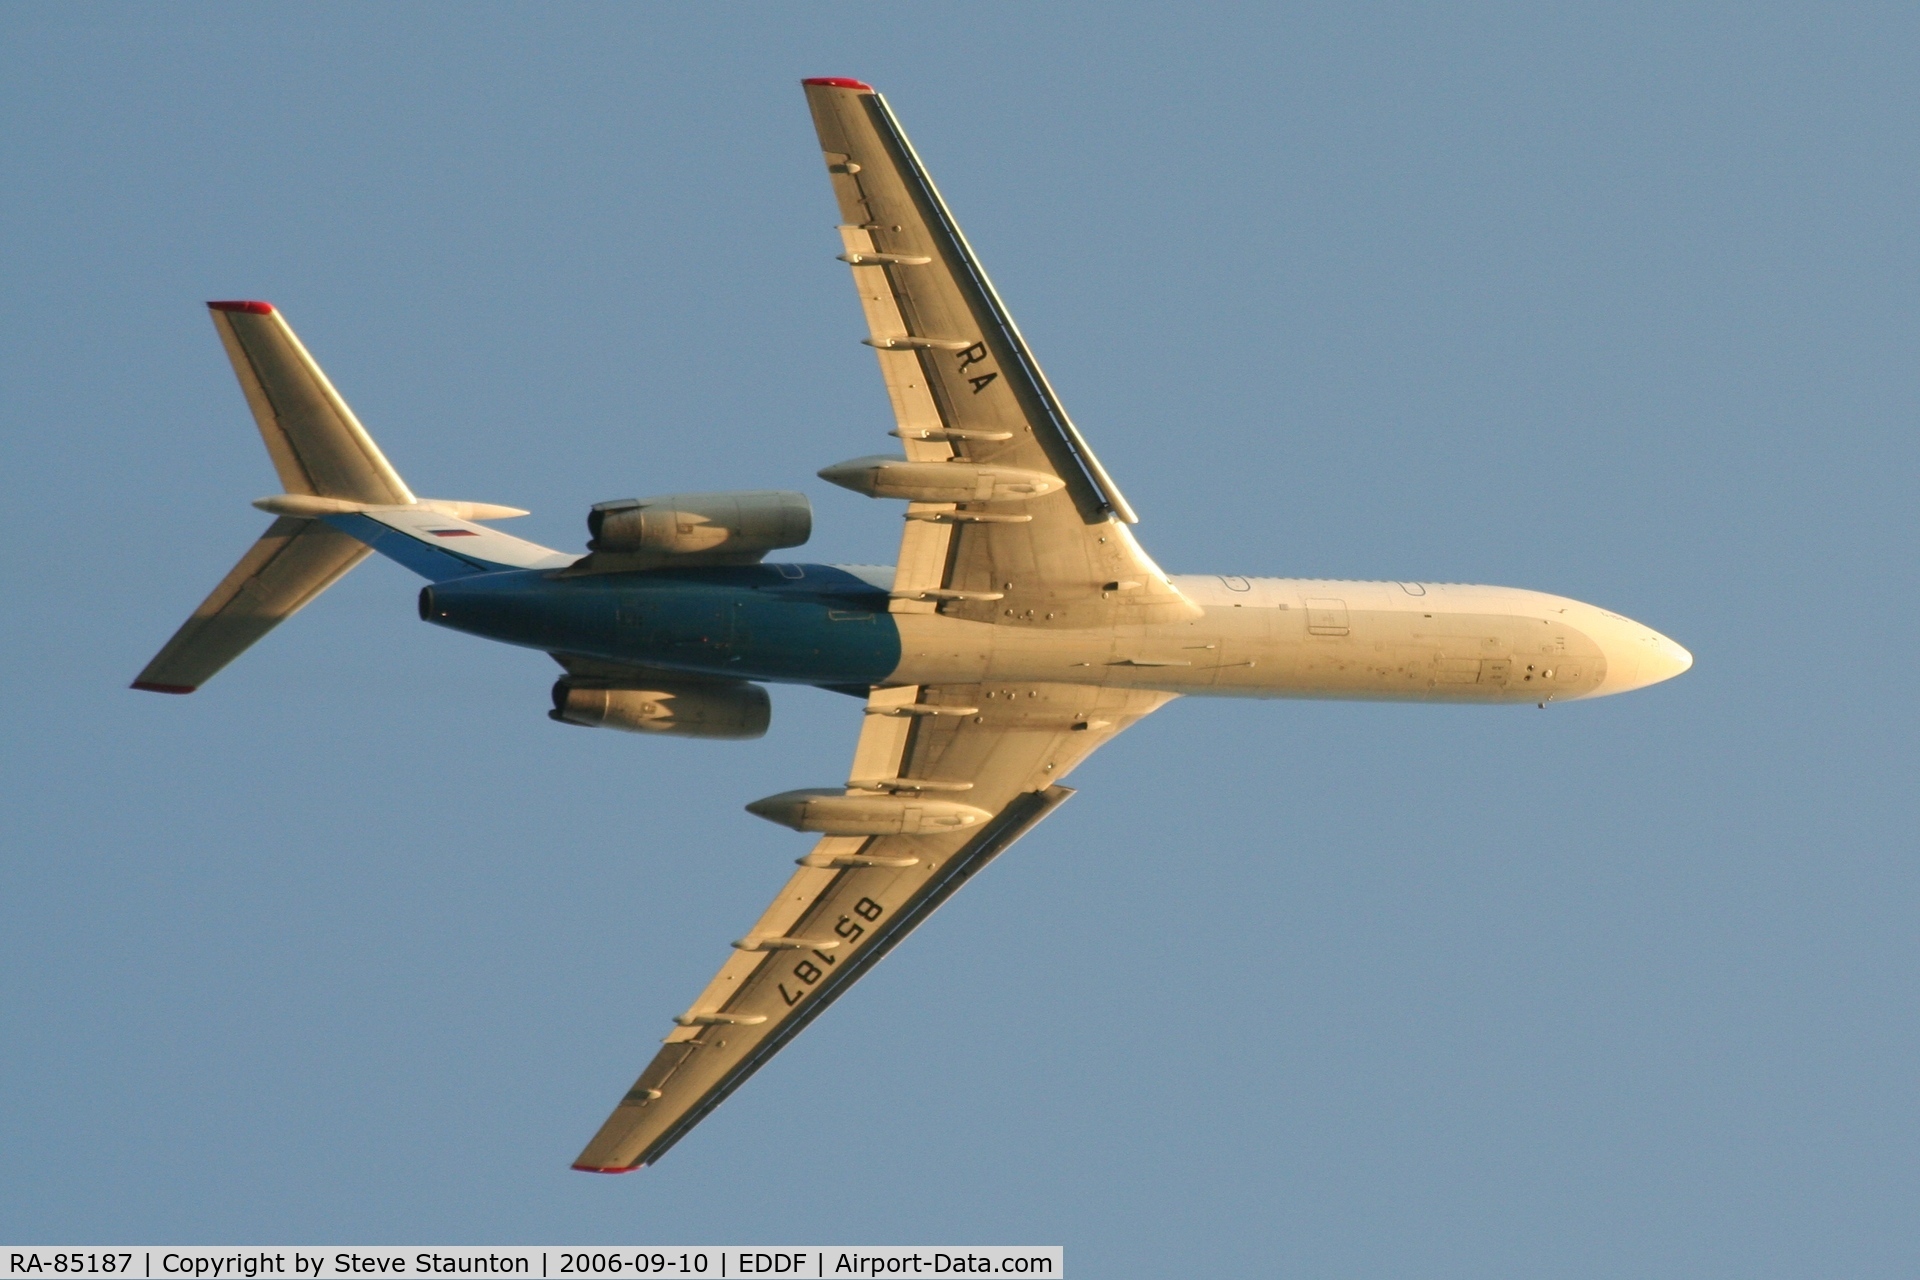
[885, 575, 1693, 703]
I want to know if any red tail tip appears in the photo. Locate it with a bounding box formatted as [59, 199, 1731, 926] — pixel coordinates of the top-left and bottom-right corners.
[207, 300, 274, 314]
[802, 77, 874, 91]
[572, 1162, 641, 1174]
[132, 682, 196, 695]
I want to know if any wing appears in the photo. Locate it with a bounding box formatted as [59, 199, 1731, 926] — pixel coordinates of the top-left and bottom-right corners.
[803, 78, 1200, 630]
[572, 680, 1174, 1171]
[573, 79, 1191, 1171]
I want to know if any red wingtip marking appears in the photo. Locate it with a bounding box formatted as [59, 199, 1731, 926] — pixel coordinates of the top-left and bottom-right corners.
[802, 77, 874, 91]
[572, 1163, 641, 1174]
[132, 682, 196, 695]
[207, 300, 274, 314]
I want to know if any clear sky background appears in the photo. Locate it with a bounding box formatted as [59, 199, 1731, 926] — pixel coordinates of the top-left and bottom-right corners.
[3, 4, 1916, 1275]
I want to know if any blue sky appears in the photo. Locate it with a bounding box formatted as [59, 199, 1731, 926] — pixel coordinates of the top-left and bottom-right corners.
[3, 4, 1916, 1275]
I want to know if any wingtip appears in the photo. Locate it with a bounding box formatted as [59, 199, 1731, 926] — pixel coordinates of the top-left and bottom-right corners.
[802, 77, 874, 92]
[207, 300, 274, 314]
[131, 681, 196, 695]
[571, 1162, 642, 1174]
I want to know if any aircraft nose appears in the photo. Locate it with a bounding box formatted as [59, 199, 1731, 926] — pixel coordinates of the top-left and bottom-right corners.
[1652, 634, 1694, 682]
[1581, 614, 1693, 698]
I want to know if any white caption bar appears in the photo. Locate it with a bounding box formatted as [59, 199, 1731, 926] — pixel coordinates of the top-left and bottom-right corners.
[2, 1250, 1062, 1280]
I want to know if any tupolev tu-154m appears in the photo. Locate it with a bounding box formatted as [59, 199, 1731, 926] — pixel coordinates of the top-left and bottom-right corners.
[134, 77, 1693, 1171]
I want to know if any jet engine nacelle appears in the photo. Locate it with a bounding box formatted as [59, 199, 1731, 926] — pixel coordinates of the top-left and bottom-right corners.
[550, 677, 771, 740]
[586, 490, 811, 559]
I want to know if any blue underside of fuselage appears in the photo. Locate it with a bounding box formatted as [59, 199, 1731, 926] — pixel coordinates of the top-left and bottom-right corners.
[421, 563, 904, 687]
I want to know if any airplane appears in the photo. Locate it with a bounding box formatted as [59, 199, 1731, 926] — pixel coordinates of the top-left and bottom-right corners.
[133, 76, 1693, 1172]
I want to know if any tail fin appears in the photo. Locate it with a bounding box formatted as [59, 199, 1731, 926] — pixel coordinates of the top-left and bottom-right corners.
[132, 300, 562, 694]
[133, 301, 408, 693]
[207, 299, 415, 505]
[131, 517, 371, 692]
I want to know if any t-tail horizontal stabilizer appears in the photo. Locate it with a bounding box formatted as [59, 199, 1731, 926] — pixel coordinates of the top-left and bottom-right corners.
[132, 301, 566, 694]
